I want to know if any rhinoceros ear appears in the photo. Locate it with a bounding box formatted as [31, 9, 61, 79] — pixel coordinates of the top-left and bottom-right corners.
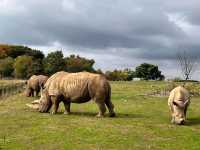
[184, 99, 189, 105]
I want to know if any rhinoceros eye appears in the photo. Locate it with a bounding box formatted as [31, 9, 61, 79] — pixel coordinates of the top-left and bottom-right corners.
[173, 101, 178, 106]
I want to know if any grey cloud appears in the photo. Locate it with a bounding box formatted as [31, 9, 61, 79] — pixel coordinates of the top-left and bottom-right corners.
[0, 0, 200, 79]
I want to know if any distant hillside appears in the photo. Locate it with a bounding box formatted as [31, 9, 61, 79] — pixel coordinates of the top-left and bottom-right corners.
[0, 44, 44, 59]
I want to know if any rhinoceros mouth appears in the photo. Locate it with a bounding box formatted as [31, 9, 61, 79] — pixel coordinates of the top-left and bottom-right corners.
[26, 103, 39, 110]
[26, 99, 41, 110]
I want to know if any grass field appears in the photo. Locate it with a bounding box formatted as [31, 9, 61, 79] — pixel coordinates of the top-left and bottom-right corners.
[1, 81, 200, 150]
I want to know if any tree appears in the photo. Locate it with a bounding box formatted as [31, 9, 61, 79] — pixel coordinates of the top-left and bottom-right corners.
[177, 51, 198, 80]
[124, 68, 135, 81]
[14, 55, 33, 78]
[105, 69, 134, 81]
[135, 63, 164, 80]
[0, 57, 14, 78]
[64, 55, 95, 73]
[0, 44, 44, 59]
[27, 59, 44, 77]
[43, 51, 65, 75]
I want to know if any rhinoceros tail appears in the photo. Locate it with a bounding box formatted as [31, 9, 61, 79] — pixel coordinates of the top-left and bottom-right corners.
[104, 81, 115, 117]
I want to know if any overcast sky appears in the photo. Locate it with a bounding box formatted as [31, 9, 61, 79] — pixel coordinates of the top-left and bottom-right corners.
[0, 0, 200, 79]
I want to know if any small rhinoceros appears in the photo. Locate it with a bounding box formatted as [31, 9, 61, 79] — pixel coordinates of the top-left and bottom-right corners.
[25, 75, 48, 97]
[168, 86, 190, 125]
[26, 71, 115, 117]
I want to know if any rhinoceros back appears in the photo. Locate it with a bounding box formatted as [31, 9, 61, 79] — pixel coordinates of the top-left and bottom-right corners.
[168, 86, 190, 104]
[45, 71, 99, 100]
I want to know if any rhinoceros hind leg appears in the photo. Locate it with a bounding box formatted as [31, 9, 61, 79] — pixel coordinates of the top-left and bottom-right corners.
[95, 101, 106, 117]
[63, 101, 71, 115]
[105, 100, 115, 117]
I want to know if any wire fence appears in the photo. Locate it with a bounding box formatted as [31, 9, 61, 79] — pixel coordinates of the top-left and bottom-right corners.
[0, 82, 25, 99]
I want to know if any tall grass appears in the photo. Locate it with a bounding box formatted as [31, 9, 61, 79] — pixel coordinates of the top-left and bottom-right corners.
[0, 80, 25, 98]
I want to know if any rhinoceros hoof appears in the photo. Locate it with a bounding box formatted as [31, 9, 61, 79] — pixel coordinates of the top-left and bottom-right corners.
[64, 111, 70, 115]
[96, 114, 104, 118]
[109, 113, 116, 117]
[50, 111, 56, 115]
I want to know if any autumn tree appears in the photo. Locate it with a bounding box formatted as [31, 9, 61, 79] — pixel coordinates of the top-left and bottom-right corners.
[64, 55, 95, 73]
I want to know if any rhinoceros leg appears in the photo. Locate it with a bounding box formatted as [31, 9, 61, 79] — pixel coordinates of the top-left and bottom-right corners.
[51, 96, 60, 115]
[169, 104, 175, 123]
[35, 89, 40, 97]
[63, 101, 71, 115]
[31, 89, 34, 97]
[105, 100, 115, 117]
[95, 101, 106, 117]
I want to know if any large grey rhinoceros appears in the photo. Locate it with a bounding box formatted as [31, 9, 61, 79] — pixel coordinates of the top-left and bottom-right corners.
[168, 86, 190, 125]
[26, 71, 115, 117]
[25, 75, 48, 97]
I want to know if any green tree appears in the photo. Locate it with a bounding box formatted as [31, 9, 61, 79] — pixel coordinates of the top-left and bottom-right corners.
[0, 57, 14, 77]
[28, 59, 44, 77]
[0, 44, 44, 59]
[43, 51, 65, 75]
[14, 55, 33, 78]
[135, 63, 164, 80]
[64, 55, 95, 73]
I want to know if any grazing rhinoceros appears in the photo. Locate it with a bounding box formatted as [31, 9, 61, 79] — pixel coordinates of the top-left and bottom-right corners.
[25, 75, 48, 97]
[168, 86, 190, 125]
[26, 71, 115, 117]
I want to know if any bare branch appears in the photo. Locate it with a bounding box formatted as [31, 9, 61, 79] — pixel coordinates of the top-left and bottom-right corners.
[177, 51, 198, 80]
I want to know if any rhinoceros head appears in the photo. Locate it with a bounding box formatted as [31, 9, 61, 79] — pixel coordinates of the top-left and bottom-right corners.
[26, 88, 52, 113]
[38, 88, 52, 113]
[172, 99, 189, 125]
[25, 87, 32, 97]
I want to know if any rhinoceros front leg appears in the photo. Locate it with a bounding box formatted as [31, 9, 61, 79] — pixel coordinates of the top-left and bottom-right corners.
[31, 89, 34, 97]
[51, 96, 60, 115]
[63, 101, 71, 115]
[35, 89, 40, 97]
[169, 103, 175, 123]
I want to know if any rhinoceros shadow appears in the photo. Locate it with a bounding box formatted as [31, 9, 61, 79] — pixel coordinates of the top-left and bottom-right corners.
[55, 111, 147, 119]
[186, 118, 200, 126]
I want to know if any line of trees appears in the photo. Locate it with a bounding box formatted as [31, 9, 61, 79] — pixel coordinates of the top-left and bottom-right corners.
[0, 44, 165, 81]
[0, 45, 95, 79]
[105, 63, 164, 81]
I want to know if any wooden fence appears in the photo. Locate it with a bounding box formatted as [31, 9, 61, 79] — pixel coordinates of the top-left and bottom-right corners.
[0, 82, 25, 98]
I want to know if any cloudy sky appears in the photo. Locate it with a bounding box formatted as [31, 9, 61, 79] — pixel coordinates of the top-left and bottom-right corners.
[0, 0, 200, 79]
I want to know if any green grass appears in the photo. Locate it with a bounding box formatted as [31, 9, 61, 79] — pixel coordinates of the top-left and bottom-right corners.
[1, 81, 200, 150]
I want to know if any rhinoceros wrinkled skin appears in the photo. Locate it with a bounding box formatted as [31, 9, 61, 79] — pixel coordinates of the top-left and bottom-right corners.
[25, 75, 48, 97]
[27, 71, 115, 117]
[168, 86, 190, 125]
